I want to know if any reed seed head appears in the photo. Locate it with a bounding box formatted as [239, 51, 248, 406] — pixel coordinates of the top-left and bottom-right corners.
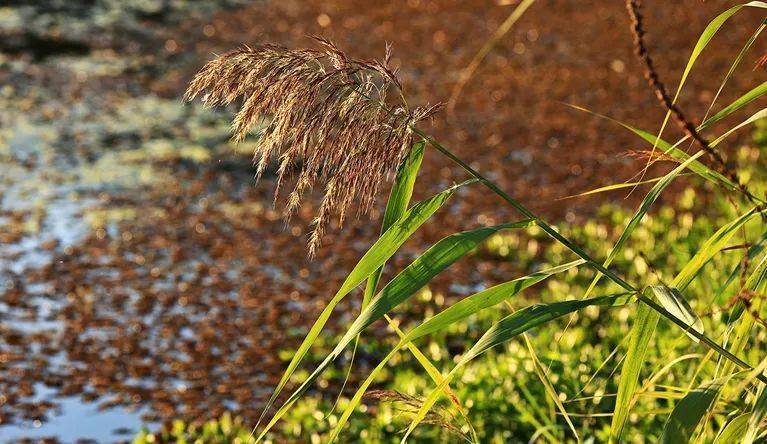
[754, 53, 767, 71]
[185, 37, 441, 256]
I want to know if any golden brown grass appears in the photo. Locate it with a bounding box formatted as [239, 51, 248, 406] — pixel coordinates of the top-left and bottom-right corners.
[185, 37, 441, 256]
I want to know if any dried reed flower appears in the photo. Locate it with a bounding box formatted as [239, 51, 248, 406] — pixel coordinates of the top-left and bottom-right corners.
[185, 37, 442, 256]
[623, 149, 679, 163]
[754, 53, 767, 71]
[363, 390, 468, 440]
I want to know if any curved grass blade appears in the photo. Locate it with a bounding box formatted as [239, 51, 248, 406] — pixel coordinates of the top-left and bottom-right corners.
[611, 301, 661, 441]
[714, 413, 750, 444]
[256, 218, 528, 441]
[402, 293, 634, 442]
[447, 0, 536, 113]
[701, 23, 766, 126]
[327, 259, 583, 442]
[674, 2, 767, 110]
[254, 180, 473, 430]
[557, 174, 686, 200]
[661, 378, 725, 443]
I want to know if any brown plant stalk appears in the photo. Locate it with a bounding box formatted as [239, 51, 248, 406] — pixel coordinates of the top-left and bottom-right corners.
[625, 0, 765, 211]
[185, 37, 441, 256]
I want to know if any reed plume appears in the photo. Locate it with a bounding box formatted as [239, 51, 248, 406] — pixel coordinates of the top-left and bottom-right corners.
[185, 37, 441, 256]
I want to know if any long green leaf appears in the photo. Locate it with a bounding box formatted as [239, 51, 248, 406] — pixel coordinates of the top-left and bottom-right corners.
[256, 218, 527, 441]
[403, 293, 634, 442]
[611, 301, 661, 441]
[714, 413, 750, 444]
[703, 80, 767, 130]
[661, 378, 725, 443]
[650, 285, 704, 342]
[328, 258, 583, 441]
[364, 141, 425, 302]
[339, 142, 424, 407]
[255, 180, 472, 430]
[406, 259, 583, 340]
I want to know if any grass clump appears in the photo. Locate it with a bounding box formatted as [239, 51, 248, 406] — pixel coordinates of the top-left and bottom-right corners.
[176, 0, 767, 442]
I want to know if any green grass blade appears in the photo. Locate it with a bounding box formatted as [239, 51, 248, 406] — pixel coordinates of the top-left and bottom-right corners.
[402, 293, 634, 442]
[327, 259, 583, 441]
[701, 23, 766, 125]
[702, 80, 767, 130]
[647, 1, 767, 161]
[611, 302, 661, 441]
[661, 378, 725, 443]
[674, 2, 767, 104]
[721, 253, 767, 378]
[256, 217, 524, 441]
[650, 285, 704, 342]
[405, 259, 583, 340]
[567, 104, 734, 190]
[364, 141, 425, 302]
[581, 152, 704, 299]
[711, 108, 767, 147]
[714, 413, 750, 444]
[338, 142, 425, 414]
[558, 174, 685, 200]
[255, 180, 472, 431]
[745, 385, 767, 444]
[674, 207, 759, 290]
